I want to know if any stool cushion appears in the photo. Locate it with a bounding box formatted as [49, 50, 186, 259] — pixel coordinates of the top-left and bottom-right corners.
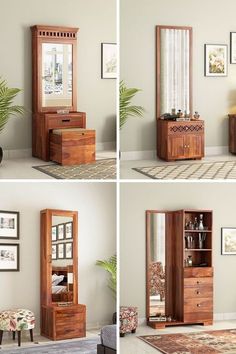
[0, 309, 35, 331]
[120, 306, 138, 334]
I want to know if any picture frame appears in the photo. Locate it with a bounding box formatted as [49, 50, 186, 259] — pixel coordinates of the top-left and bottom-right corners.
[205, 44, 228, 77]
[51, 226, 57, 242]
[65, 222, 73, 239]
[57, 224, 65, 240]
[0, 211, 19, 240]
[51, 244, 57, 260]
[230, 32, 236, 63]
[0, 243, 19, 271]
[65, 242, 73, 259]
[57, 243, 65, 259]
[221, 228, 236, 255]
[101, 43, 117, 79]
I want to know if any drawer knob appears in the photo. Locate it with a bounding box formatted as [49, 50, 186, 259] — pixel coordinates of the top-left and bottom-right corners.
[197, 281, 200, 284]
[62, 119, 70, 122]
[197, 304, 201, 307]
[196, 291, 200, 295]
[82, 133, 85, 135]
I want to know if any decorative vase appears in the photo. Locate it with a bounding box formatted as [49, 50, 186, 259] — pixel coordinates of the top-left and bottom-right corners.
[0, 147, 2, 164]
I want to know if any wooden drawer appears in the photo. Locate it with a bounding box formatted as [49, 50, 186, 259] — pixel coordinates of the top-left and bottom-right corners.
[184, 267, 213, 278]
[184, 311, 213, 323]
[168, 121, 204, 135]
[184, 297, 213, 314]
[184, 277, 213, 288]
[184, 285, 213, 299]
[46, 113, 86, 130]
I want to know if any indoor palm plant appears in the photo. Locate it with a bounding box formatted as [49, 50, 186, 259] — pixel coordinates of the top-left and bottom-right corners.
[119, 80, 144, 129]
[0, 78, 25, 162]
[96, 254, 117, 323]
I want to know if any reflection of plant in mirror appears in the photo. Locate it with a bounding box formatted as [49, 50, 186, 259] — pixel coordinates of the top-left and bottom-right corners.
[0, 78, 25, 133]
[120, 80, 144, 129]
[96, 254, 116, 299]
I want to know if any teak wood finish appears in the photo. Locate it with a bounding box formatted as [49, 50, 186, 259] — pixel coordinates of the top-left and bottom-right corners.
[31, 25, 87, 161]
[228, 114, 236, 153]
[156, 26, 205, 161]
[40, 209, 86, 340]
[146, 209, 213, 329]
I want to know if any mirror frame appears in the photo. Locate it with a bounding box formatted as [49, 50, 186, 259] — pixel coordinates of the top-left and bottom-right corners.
[31, 25, 79, 113]
[40, 209, 78, 306]
[156, 25, 193, 119]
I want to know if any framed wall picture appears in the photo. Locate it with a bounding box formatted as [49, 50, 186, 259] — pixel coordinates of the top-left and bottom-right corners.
[65, 242, 73, 259]
[51, 226, 57, 242]
[0, 211, 19, 239]
[221, 228, 236, 255]
[230, 32, 236, 63]
[52, 244, 57, 260]
[205, 44, 228, 77]
[101, 43, 117, 79]
[65, 222, 73, 239]
[57, 224, 65, 240]
[0, 244, 19, 271]
[57, 243, 65, 259]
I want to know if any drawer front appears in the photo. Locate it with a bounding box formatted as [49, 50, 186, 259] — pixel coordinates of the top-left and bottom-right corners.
[184, 311, 213, 323]
[47, 115, 86, 130]
[184, 267, 213, 278]
[184, 285, 213, 299]
[184, 277, 213, 288]
[55, 309, 86, 339]
[184, 297, 213, 314]
[168, 122, 204, 135]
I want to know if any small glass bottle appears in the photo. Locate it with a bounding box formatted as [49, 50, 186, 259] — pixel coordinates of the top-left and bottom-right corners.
[199, 214, 204, 230]
[187, 255, 193, 267]
[194, 217, 198, 230]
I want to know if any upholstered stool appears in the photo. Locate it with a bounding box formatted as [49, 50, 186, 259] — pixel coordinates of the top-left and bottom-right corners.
[0, 309, 35, 346]
[120, 306, 138, 337]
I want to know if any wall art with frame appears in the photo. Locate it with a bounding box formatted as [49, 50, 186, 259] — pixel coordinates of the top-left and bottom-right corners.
[221, 227, 236, 255]
[0, 243, 19, 271]
[0, 211, 19, 240]
[101, 43, 117, 79]
[205, 44, 228, 77]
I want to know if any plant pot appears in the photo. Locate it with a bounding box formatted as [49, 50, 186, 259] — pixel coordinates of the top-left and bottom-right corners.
[0, 147, 2, 164]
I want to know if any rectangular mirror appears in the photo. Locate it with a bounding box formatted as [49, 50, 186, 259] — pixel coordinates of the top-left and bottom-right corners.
[156, 25, 192, 118]
[42, 43, 72, 108]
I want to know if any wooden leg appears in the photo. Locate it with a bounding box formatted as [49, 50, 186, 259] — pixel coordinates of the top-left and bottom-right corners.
[12, 331, 15, 340]
[0, 330, 3, 345]
[30, 328, 33, 342]
[17, 331, 21, 347]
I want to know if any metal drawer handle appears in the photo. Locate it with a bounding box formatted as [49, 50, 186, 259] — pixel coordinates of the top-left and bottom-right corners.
[62, 119, 70, 122]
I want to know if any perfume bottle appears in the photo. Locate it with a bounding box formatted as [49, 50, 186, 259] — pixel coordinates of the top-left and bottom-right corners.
[194, 217, 198, 230]
[199, 214, 204, 230]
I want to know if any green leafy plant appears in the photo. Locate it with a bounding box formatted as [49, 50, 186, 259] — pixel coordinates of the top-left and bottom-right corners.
[96, 254, 116, 299]
[0, 78, 25, 133]
[119, 80, 144, 129]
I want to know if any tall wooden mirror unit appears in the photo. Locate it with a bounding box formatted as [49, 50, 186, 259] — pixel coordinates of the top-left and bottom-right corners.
[146, 209, 213, 329]
[156, 26, 204, 161]
[31, 26, 89, 163]
[40, 209, 86, 340]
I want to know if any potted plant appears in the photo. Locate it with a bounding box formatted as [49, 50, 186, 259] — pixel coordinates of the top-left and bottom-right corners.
[96, 254, 116, 323]
[0, 78, 25, 163]
[119, 80, 144, 129]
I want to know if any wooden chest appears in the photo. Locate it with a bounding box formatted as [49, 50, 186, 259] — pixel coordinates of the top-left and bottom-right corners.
[50, 128, 96, 165]
[41, 304, 86, 341]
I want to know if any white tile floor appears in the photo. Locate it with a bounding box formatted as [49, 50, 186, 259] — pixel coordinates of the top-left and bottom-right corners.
[120, 154, 236, 179]
[0, 151, 116, 179]
[120, 320, 236, 354]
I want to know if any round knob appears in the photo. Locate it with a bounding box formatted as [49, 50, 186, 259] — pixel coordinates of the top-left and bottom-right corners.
[197, 304, 201, 307]
[197, 281, 200, 284]
[188, 145, 190, 148]
[196, 291, 200, 295]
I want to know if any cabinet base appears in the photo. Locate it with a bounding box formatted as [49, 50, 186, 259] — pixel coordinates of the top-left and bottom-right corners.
[148, 320, 213, 329]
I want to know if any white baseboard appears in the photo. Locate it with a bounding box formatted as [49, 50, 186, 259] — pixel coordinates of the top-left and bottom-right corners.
[2, 142, 116, 160]
[121, 146, 229, 161]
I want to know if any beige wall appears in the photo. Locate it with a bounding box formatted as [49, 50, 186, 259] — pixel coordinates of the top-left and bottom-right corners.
[120, 0, 236, 153]
[0, 0, 116, 150]
[120, 182, 236, 318]
[0, 182, 116, 331]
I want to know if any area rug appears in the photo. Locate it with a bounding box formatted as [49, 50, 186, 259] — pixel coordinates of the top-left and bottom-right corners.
[139, 329, 236, 353]
[133, 161, 236, 179]
[33, 159, 116, 180]
[0, 337, 100, 353]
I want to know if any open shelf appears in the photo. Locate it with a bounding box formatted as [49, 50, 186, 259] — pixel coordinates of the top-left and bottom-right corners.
[184, 248, 212, 251]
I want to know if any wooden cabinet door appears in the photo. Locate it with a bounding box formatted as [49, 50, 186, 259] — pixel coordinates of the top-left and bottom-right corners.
[185, 135, 203, 158]
[168, 136, 185, 159]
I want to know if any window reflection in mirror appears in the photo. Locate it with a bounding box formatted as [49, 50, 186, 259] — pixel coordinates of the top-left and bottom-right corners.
[51, 215, 73, 303]
[149, 213, 166, 318]
[42, 43, 72, 108]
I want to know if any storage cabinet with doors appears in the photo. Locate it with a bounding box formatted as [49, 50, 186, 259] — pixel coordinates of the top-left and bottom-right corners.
[40, 209, 86, 340]
[157, 120, 204, 161]
[31, 25, 88, 162]
[146, 209, 213, 329]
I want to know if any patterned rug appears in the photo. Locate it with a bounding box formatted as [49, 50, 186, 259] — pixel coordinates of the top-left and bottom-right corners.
[33, 159, 116, 180]
[139, 329, 236, 353]
[133, 161, 236, 179]
[0, 337, 100, 353]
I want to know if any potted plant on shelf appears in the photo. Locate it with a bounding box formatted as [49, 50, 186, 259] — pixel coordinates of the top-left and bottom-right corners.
[96, 254, 117, 323]
[119, 80, 145, 129]
[0, 78, 25, 163]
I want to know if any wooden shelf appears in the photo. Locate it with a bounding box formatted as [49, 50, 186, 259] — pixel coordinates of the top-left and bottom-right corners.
[184, 230, 212, 233]
[185, 249, 212, 251]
